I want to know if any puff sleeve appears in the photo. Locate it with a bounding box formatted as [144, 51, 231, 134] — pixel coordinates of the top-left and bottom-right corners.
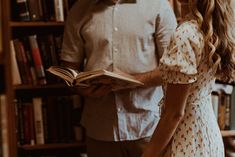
[159, 22, 204, 84]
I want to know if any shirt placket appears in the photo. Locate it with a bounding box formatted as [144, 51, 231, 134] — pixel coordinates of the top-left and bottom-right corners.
[112, 4, 126, 140]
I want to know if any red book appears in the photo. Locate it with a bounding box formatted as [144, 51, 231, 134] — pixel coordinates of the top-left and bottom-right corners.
[28, 35, 47, 85]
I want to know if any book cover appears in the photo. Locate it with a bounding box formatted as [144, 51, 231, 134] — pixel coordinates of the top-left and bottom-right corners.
[47, 66, 144, 91]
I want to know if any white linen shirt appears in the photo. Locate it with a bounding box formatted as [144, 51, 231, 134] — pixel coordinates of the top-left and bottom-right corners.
[61, 0, 177, 141]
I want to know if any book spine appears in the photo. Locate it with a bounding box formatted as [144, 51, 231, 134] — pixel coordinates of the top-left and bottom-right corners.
[54, 0, 64, 22]
[10, 40, 22, 85]
[22, 37, 37, 85]
[32, 97, 45, 145]
[27, 0, 42, 21]
[28, 35, 47, 85]
[13, 39, 32, 84]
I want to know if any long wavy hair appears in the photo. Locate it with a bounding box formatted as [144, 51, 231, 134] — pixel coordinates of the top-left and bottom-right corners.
[188, 0, 235, 81]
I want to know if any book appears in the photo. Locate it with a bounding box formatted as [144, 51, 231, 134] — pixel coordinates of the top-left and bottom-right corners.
[54, 0, 64, 21]
[32, 97, 45, 144]
[13, 39, 33, 84]
[27, 0, 43, 21]
[15, 0, 30, 21]
[47, 66, 144, 91]
[10, 40, 22, 85]
[28, 35, 47, 85]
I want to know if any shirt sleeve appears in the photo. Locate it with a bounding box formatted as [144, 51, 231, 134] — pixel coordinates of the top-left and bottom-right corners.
[155, 0, 177, 58]
[60, 1, 85, 65]
[159, 22, 204, 84]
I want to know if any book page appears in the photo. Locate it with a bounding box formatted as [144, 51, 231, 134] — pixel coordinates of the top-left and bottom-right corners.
[47, 66, 79, 84]
[75, 70, 143, 90]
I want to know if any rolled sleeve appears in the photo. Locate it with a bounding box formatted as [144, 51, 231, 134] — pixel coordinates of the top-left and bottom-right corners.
[60, 2, 85, 64]
[155, 0, 177, 58]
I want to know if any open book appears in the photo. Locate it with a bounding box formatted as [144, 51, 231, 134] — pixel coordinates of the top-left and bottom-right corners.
[47, 66, 144, 91]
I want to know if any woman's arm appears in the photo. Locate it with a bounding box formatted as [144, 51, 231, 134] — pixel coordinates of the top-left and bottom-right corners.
[141, 83, 191, 157]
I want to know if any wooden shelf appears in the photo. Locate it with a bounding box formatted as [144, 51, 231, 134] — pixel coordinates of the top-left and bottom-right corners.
[18, 142, 86, 151]
[221, 130, 235, 137]
[14, 84, 77, 97]
[10, 21, 64, 27]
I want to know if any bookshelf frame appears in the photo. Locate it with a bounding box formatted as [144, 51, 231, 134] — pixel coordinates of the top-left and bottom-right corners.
[2, 0, 18, 156]
[10, 21, 64, 27]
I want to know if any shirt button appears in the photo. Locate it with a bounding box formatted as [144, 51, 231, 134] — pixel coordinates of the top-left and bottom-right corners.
[114, 27, 118, 31]
[114, 48, 118, 52]
[117, 108, 121, 112]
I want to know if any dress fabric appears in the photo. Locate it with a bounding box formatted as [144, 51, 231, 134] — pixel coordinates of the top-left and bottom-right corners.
[159, 20, 225, 157]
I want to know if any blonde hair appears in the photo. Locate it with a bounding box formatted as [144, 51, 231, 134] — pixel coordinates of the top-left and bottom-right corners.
[188, 0, 235, 81]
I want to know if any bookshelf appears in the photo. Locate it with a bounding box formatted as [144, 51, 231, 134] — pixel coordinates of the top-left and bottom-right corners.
[1, 0, 85, 156]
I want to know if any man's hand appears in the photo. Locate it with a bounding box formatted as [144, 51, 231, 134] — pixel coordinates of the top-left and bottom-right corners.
[75, 85, 112, 98]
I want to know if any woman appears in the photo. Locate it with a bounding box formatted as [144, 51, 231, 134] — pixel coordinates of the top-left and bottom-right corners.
[141, 0, 235, 156]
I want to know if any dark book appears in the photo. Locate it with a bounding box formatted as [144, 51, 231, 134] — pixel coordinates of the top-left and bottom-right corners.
[46, 97, 59, 143]
[37, 34, 60, 83]
[57, 96, 74, 142]
[42, 101, 49, 143]
[16, 98, 25, 145]
[21, 37, 37, 84]
[27, 0, 43, 21]
[15, 0, 30, 21]
[41, 0, 55, 21]
[22, 99, 35, 145]
[13, 39, 33, 84]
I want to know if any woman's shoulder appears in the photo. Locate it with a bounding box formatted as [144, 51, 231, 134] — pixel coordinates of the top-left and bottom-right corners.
[176, 20, 201, 36]
[174, 20, 204, 45]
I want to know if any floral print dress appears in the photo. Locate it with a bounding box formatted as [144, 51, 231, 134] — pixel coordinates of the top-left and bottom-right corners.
[159, 20, 225, 157]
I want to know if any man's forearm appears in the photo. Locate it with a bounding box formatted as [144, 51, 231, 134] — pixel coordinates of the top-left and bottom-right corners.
[133, 69, 163, 87]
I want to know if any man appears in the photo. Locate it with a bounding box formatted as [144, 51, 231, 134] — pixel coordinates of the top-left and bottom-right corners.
[60, 0, 177, 156]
